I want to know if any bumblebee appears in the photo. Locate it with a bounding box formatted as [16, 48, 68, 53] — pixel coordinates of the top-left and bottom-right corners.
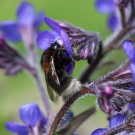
[41, 40, 81, 101]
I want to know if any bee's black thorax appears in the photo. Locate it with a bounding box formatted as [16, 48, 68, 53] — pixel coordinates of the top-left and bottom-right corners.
[41, 42, 74, 95]
[48, 70, 72, 95]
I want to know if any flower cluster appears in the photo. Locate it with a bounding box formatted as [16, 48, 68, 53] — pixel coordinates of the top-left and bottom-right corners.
[6, 104, 48, 135]
[0, 1, 44, 43]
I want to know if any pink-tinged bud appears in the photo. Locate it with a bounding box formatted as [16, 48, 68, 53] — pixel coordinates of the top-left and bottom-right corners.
[102, 85, 115, 99]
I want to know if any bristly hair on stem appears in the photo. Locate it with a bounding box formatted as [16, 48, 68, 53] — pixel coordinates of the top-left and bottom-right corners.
[48, 86, 95, 135]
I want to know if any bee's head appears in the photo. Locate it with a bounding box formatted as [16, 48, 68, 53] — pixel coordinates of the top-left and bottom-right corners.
[51, 39, 63, 50]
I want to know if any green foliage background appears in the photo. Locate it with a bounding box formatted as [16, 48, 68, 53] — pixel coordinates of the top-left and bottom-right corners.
[0, 0, 127, 134]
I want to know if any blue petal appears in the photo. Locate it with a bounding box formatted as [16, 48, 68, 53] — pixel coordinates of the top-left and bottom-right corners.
[44, 17, 61, 34]
[44, 17, 72, 56]
[128, 103, 135, 111]
[19, 103, 43, 127]
[109, 113, 126, 128]
[130, 62, 135, 84]
[17, 1, 35, 25]
[95, 0, 116, 14]
[37, 30, 61, 51]
[60, 30, 72, 57]
[0, 21, 21, 42]
[40, 114, 48, 129]
[34, 11, 45, 28]
[122, 40, 135, 63]
[108, 12, 119, 31]
[5, 122, 29, 135]
[65, 61, 74, 74]
[91, 128, 108, 135]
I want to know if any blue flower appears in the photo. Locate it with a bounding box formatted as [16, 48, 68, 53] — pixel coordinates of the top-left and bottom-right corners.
[0, 1, 44, 42]
[122, 40, 135, 112]
[37, 17, 72, 57]
[122, 40, 135, 83]
[37, 17, 73, 74]
[5, 103, 48, 135]
[95, 0, 119, 31]
[91, 113, 126, 135]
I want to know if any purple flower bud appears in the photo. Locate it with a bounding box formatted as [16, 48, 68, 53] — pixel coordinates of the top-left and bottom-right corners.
[0, 38, 27, 75]
[98, 98, 113, 113]
[80, 46, 89, 59]
[19, 103, 44, 127]
[102, 85, 115, 99]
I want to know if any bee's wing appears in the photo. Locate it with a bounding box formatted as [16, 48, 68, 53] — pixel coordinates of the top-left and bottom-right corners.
[45, 73, 58, 102]
[49, 56, 60, 85]
[45, 56, 60, 102]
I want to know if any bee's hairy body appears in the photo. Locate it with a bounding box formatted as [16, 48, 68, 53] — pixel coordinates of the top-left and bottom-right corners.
[41, 42, 81, 101]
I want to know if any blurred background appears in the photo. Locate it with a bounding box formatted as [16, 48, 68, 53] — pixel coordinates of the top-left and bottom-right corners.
[0, 0, 128, 134]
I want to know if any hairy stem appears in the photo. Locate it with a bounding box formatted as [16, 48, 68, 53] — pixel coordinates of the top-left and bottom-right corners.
[103, 25, 133, 54]
[103, 124, 135, 135]
[33, 71, 52, 116]
[129, 0, 135, 24]
[119, 7, 126, 28]
[48, 86, 95, 135]
[32, 43, 52, 116]
[23, 31, 52, 116]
